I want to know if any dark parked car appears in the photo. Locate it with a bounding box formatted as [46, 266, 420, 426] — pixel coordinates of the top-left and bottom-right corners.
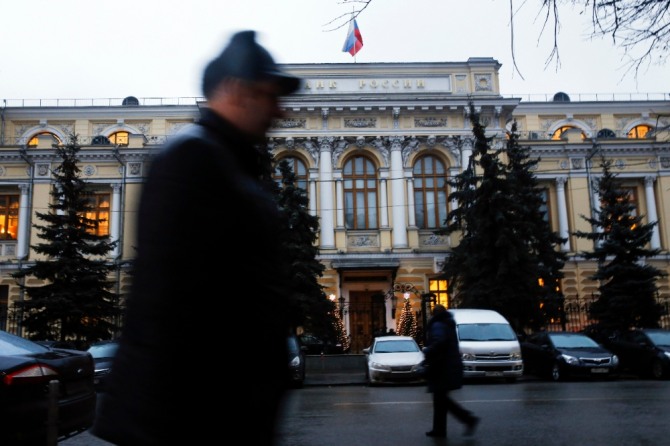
[86, 340, 119, 392]
[298, 333, 344, 355]
[287, 334, 306, 388]
[600, 329, 670, 380]
[521, 331, 619, 381]
[0, 329, 97, 445]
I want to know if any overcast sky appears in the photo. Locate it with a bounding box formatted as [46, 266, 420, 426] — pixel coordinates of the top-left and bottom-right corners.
[2, 0, 668, 101]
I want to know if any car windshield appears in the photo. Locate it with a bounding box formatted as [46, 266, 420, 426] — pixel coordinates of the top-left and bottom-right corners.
[646, 331, 670, 347]
[457, 323, 517, 341]
[88, 343, 118, 358]
[550, 334, 599, 348]
[374, 340, 420, 353]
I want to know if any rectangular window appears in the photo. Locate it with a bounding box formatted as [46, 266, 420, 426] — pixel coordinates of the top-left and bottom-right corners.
[84, 192, 111, 236]
[0, 194, 19, 240]
[428, 279, 449, 308]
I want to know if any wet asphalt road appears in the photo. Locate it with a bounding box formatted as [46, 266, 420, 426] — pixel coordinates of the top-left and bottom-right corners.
[63, 377, 670, 445]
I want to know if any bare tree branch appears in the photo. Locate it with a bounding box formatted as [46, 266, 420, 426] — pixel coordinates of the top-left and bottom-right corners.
[325, 0, 669, 83]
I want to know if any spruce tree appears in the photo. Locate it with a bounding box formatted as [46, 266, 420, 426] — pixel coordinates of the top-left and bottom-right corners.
[396, 298, 418, 338]
[438, 105, 553, 332]
[275, 159, 336, 340]
[574, 157, 666, 332]
[504, 120, 567, 330]
[12, 135, 120, 345]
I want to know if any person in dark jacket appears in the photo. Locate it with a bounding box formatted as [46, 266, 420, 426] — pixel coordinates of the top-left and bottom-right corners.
[92, 30, 301, 446]
[422, 304, 480, 438]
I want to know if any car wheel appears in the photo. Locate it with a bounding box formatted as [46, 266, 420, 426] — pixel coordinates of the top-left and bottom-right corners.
[650, 358, 665, 380]
[550, 362, 562, 381]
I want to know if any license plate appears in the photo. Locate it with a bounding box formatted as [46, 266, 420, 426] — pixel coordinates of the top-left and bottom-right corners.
[485, 371, 503, 377]
[591, 368, 609, 374]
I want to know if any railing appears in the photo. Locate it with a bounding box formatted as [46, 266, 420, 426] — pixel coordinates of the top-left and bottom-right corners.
[1, 97, 204, 107]
[2, 92, 669, 108]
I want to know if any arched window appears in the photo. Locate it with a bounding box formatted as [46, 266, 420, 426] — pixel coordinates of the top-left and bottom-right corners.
[28, 132, 61, 148]
[343, 155, 378, 229]
[627, 125, 652, 139]
[273, 156, 308, 193]
[551, 126, 586, 140]
[413, 155, 448, 229]
[108, 131, 129, 146]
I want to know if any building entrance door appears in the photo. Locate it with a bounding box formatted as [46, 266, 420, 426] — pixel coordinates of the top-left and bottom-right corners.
[348, 290, 386, 354]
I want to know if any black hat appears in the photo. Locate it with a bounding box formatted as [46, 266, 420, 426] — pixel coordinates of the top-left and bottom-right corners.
[202, 30, 301, 97]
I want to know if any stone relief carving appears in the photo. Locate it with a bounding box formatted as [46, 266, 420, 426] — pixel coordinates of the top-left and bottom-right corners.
[415, 117, 447, 127]
[332, 138, 349, 166]
[401, 136, 420, 166]
[421, 234, 447, 246]
[344, 118, 376, 128]
[36, 163, 50, 177]
[348, 234, 379, 247]
[300, 138, 320, 167]
[474, 73, 492, 92]
[660, 157, 670, 169]
[271, 118, 306, 129]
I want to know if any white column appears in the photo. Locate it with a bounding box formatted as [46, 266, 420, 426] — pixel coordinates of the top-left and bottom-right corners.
[335, 175, 344, 228]
[555, 177, 570, 252]
[406, 175, 416, 227]
[461, 139, 474, 172]
[390, 137, 408, 248]
[16, 184, 30, 260]
[110, 183, 122, 258]
[644, 176, 661, 249]
[309, 174, 317, 216]
[319, 138, 335, 249]
[379, 175, 389, 228]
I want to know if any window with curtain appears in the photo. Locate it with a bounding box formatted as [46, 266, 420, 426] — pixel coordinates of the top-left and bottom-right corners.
[273, 156, 308, 194]
[343, 155, 378, 229]
[0, 194, 19, 240]
[108, 131, 129, 146]
[83, 192, 111, 236]
[539, 187, 552, 225]
[551, 125, 586, 140]
[28, 132, 61, 148]
[413, 155, 448, 229]
[627, 125, 652, 139]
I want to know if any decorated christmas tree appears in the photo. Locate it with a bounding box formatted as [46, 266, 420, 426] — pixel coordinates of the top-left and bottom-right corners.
[332, 312, 350, 353]
[396, 299, 418, 338]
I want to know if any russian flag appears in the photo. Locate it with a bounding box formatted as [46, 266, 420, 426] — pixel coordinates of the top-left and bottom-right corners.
[342, 18, 363, 56]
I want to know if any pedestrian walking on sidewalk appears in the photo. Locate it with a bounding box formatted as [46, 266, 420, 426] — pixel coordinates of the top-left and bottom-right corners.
[92, 30, 301, 446]
[422, 304, 480, 439]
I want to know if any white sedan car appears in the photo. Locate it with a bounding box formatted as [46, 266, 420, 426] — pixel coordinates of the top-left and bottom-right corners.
[363, 335, 425, 386]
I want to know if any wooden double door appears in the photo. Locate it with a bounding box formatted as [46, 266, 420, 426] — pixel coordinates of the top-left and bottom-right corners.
[347, 291, 387, 354]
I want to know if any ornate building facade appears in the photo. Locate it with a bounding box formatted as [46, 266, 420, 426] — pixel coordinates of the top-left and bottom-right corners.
[1, 59, 669, 352]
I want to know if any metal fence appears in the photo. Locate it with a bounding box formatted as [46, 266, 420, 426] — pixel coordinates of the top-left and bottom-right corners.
[2, 296, 669, 340]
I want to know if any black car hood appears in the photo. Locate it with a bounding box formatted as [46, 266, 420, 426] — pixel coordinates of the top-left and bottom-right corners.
[559, 347, 612, 357]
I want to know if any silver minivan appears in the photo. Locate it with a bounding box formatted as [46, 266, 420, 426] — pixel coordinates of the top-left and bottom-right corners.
[449, 309, 524, 382]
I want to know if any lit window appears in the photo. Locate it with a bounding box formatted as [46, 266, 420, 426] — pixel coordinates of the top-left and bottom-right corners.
[27, 132, 61, 148]
[627, 125, 652, 139]
[83, 192, 110, 236]
[413, 155, 448, 229]
[0, 195, 19, 240]
[428, 279, 449, 308]
[551, 126, 586, 140]
[343, 155, 378, 229]
[108, 131, 129, 146]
